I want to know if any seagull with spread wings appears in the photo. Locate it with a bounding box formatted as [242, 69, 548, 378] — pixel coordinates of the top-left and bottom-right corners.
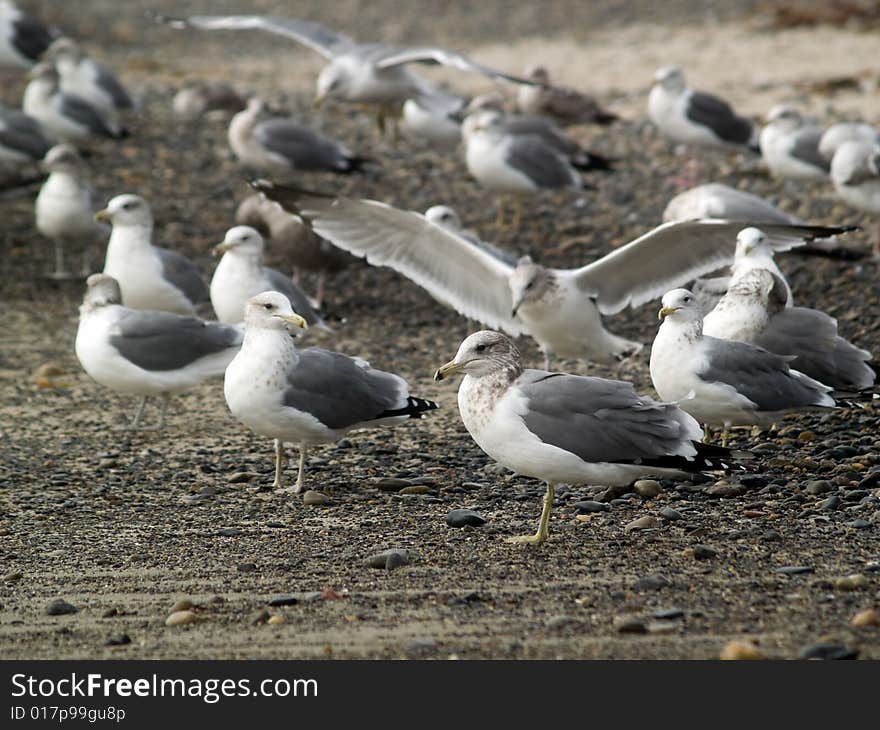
[253, 181, 849, 370]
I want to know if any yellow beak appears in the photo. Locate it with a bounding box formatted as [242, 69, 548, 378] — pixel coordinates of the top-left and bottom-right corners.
[274, 313, 308, 329]
[212, 242, 234, 257]
[434, 359, 462, 381]
[658, 306, 680, 321]
[94, 209, 111, 223]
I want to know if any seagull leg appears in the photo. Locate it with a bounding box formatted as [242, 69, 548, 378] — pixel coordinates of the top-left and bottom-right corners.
[510, 196, 522, 230]
[721, 427, 730, 448]
[542, 351, 553, 371]
[314, 272, 326, 310]
[129, 397, 148, 429]
[49, 239, 72, 279]
[293, 445, 307, 494]
[495, 195, 506, 228]
[272, 439, 284, 489]
[156, 395, 169, 430]
[507, 483, 554, 545]
[703, 424, 712, 443]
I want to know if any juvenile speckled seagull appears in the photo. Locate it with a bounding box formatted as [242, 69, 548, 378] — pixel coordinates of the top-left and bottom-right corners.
[516, 65, 618, 127]
[76, 274, 243, 429]
[98, 194, 209, 315]
[651, 288, 835, 444]
[210, 225, 324, 327]
[254, 181, 851, 370]
[434, 330, 732, 545]
[224, 291, 437, 492]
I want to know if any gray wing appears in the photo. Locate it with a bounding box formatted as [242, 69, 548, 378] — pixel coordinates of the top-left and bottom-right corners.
[0, 110, 52, 159]
[252, 185, 523, 335]
[93, 61, 133, 110]
[376, 47, 540, 86]
[570, 219, 852, 316]
[700, 336, 833, 411]
[504, 134, 579, 188]
[59, 93, 118, 138]
[518, 371, 701, 464]
[685, 91, 754, 146]
[663, 183, 799, 225]
[110, 311, 242, 371]
[162, 15, 352, 58]
[790, 128, 830, 173]
[256, 119, 348, 171]
[156, 247, 209, 305]
[263, 267, 325, 327]
[503, 115, 579, 158]
[282, 348, 406, 429]
[756, 308, 874, 391]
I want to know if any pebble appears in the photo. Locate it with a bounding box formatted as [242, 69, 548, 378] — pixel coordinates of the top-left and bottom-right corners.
[302, 490, 330, 506]
[374, 477, 413, 492]
[845, 519, 870, 529]
[365, 548, 411, 569]
[228, 471, 258, 484]
[171, 599, 194, 612]
[834, 573, 868, 591]
[572, 500, 609, 514]
[851, 608, 880, 627]
[218, 528, 242, 537]
[624, 515, 658, 532]
[705, 482, 745, 497]
[251, 609, 270, 625]
[773, 566, 814, 575]
[105, 634, 131, 646]
[446, 509, 486, 528]
[720, 640, 766, 660]
[692, 545, 717, 560]
[238, 562, 257, 573]
[633, 479, 661, 498]
[165, 610, 196, 626]
[653, 608, 684, 620]
[399, 485, 429, 495]
[613, 616, 647, 634]
[659, 507, 683, 521]
[805, 480, 833, 495]
[267, 615, 285, 626]
[799, 642, 859, 660]
[633, 574, 669, 591]
[819, 495, 841, 511]
[2, 572, 23, 582]
[546, 615, 582, 632]
[46, 599, 78, 616]
[102, 608, 119, 618]
[267, 595, 299, 606]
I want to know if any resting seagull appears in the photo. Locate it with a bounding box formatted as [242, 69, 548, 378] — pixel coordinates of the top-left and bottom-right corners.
[0, 0, 56, 68]
[23, 61, 126, 143]
[229, 97, 369, 179]
[651, 288, 835, 444]
[830, 140, 880, 256]
[98, 194, 209, 315]
[76, 274, 243, 429]
[703, 268, 875, 392]
[253, 182, 851, 369]
[35, 144, 106, 278]
[210, 225, 325, 327]
[819, 122, 879, 162]
[434, 330, 732, 544]
[0, 104, 52, 172]
[759, 106, 828, 181]
[224, 291, 437, 492]
[155, 13, 541, 136]
[516, 65, 618, 127]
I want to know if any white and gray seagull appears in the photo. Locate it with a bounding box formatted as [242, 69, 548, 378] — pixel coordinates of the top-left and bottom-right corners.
[75, 274, 243, 429]
[0, 103, 52, 173]
[0, 0, 56, 69]
[830, 140, 880, 256]
[434, 330, 733, 545]
[254, 182, 851, 370]
[759, 106, 828, 181]
[224, 291, 437, 493]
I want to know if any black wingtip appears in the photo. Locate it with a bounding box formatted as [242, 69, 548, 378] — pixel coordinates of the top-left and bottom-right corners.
[593, 111, 619, 126]
[572, 152, 616, 172]
[342, 156, 378, 173]
[378, 396, 439, 420]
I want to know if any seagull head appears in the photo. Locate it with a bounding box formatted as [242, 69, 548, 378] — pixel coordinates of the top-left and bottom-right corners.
[764, 105, 803, 130]
[81, 273, 122, 313]
[425, 205, 461, 230]
[461, 110, 504, 141]
[434, 330, 521, 381]
[654, 65, 685, 92]
[524, 65, 550, 83]
[95, 194, 153, 228]
[315, 62, 349, 106]
[734, 227, 769, 259]
[41, 143, 83, 173]
[658, 288, 701, 323]
[244, 291, 308, 332]
[509, 256, 550, 317]
[213, 226, 265, 258]
[43, 37, 83, 63]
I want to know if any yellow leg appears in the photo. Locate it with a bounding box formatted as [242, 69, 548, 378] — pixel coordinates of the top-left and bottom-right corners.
[272, 439, 284, 489]
[495, 195, 506, 228]
[721, 427, 730, 448]
[703, 424, 712, 443]
[507, 483, 554, 545]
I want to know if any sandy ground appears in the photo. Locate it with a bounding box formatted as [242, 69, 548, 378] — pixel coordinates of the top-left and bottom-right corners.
[1, 1, 879, 660]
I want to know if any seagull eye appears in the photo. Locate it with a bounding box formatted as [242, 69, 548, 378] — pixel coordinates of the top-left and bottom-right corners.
[525, 281, 534, 290]
[263, 303, 273, 310]
[475, 344, 487, 353]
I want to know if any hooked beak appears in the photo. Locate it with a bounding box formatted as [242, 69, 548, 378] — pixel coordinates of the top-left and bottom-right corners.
[434, 359, 463, 381]
[212, 241, 235, 257]
[657, 305, 680, 321]
[94, 209, 111, 223]
[274, 312, 308, 330]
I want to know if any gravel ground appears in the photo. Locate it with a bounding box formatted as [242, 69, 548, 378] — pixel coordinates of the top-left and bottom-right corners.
[1, 1, 879, 660]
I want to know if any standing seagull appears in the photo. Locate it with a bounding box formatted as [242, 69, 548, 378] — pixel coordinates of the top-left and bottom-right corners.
[434, 331, 732, 544]
[210, 225, 325, 327]
[516, 65, 617, 127]
[0, 104, 52, 171]
[228, 97, 368, 179]
[23, 61, 126, 143]
[256, 182, 850, 369]
[830, 140, 880, 256]
[651, 288, 835, 444]
[98, 194, 209, 315]
[35, 144, 106, 278]
[759, 106, 828, 181]
[0, 0, 56, 68]
[76, 274, 243, 429]
[224, 291, 437, 492]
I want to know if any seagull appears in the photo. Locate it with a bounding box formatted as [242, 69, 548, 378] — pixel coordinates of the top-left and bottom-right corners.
[154, 13, 541, 135]
[651, 288, 835, 444]
[0, 0, 56, 68]
[75, 274, 243, 429]
[210, 225, 325, 328]
[424, 204, 519, 265]
[253, 182, 851, 369]
[702, 268, 875, 392]
[400, 94, 465, 149]
[819, 121, 879, 162]
[461, 110, 588, 228]
[228, 97, 370, 179]
[224, 290, 437, 492]
[434, 330, 733, 544]
[235, 193, 349, 309]
[97, 194, 209, 315]
[830, 140, 880, 256]
[43, 37, 134, 124]
[648, 65, 759, 153]
[35, 144, 106, 278]
[759, 106, 828, 181]
[515, 65, 618, 127]
[172, 80, 247, 121]
[22, 61, 126, 143]
[0, 104, 52, 172]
